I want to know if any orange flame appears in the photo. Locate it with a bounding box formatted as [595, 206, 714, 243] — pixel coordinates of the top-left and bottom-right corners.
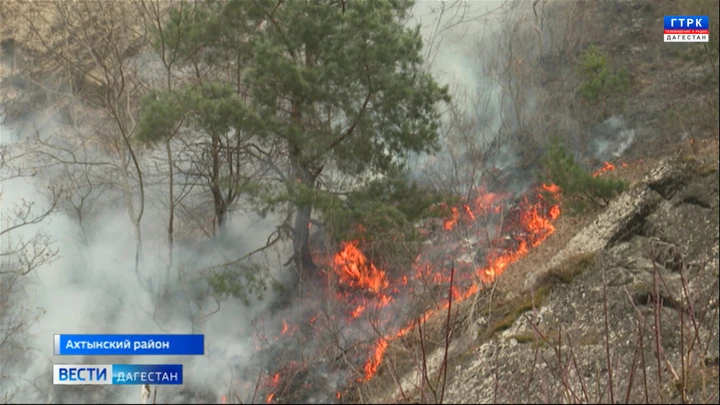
[442, 188, 514, 232]
[522, 203, 556, 246]
[379, 294, 392, 307]
[351, 304, 366, 318]
[359, 183, 564, 381]
[592, 161, 616, 177]
[542, 183, 561, 195]
[221, 395, 227, 404]
[474, 188, 509, 214]
[333, 241, 389, 294]
[266, 393, 274, 403]
[463, 204, 476, 221]
[443, 207, 459, 230]
[257, 182, 564, 391]
[364, 339, 388, 380]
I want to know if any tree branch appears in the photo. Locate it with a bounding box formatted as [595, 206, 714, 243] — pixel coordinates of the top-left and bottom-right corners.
[325, 85, 372, 153]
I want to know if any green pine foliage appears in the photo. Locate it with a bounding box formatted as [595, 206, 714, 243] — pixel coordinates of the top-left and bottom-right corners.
[577, 46, 630, 117]
[139, 83, 257, 142]
[540, 136, 627, 214]
[142, 0, 450, 212]
[316, 169, 455, 268]
[204, 261, 271, 305]
[138, 0, 451, 299]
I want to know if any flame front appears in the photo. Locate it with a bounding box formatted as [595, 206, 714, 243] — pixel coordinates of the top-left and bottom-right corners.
[333, 240, 389, 294]
[358, 182, 563, 380]
[592, 161, 616, 177]
[364, 339, 388, 381]
[242, 181, 563, 401]
[443, 207, 460, 230]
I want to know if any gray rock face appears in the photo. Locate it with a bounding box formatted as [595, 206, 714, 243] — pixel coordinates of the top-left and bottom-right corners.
[545, 155, 693, 270]
[415, 156, 719, 404]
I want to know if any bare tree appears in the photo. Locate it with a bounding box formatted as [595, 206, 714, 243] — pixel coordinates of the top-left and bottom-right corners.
[136, 0, 184, 272]
[0, 141, 60, 403]
[16, 1, 148, 277]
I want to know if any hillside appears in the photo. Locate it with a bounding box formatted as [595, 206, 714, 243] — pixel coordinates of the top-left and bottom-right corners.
[439, 152, 718, 404]
[365, 1, 720, 403]
[1, 1, 718, 404]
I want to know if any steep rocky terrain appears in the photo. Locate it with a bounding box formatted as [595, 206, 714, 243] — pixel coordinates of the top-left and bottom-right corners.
[358, 145, 718, 404]
[2, 1, 718, 404]
[441, 152, 719, 404]
[367, 0, 720, 401]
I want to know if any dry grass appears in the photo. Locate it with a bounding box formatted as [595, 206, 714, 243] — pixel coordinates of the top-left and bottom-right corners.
[494, 212, 592, 299]
[366, 136, 719, 403]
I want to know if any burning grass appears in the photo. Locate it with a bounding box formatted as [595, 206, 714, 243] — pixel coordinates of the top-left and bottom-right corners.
[359, 245, 602, 403]
[592, 161, 617, 178]
[352, 184, 563, 380]
[218, 180, 565, 403]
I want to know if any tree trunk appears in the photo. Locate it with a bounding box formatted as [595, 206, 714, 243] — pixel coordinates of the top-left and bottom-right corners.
[292, 201, 316, 292]
[289, 148, 317, 297]
[166, 139, 175, 276]
[215, 204, 227, 236]
[210, 134, 228, 237]
[287, 76, 318, 296]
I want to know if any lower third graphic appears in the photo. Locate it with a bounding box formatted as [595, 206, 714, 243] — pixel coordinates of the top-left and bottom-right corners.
[53, 364, 183, 385]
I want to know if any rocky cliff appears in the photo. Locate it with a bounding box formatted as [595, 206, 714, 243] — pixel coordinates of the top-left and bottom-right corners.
[425, 152, 719, 404]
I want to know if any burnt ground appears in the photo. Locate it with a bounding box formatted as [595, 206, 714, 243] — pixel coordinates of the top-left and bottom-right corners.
[437, 151, 719, 404]
[356, 141, 719, 404]
[2, 1, 718, 404]
[360, 0, 720, 402]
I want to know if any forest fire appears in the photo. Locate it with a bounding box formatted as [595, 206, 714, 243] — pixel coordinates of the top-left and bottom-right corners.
[333, 241, 390, 295]
[352, 183, 563, 381]
[443, 207, 460, 230]
[592, 161, 616, 177]
[227, 181, 563, 403]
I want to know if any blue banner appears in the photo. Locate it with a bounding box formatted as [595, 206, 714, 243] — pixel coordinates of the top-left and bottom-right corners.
[54, 334, 204, 356]
[663, 16, 709, 31]
[53, 364, 183, 385]
[112, 364, 183, 385]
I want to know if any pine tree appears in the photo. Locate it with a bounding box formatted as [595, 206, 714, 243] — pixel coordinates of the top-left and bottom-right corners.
[540, 136, 627, 213]
[139, 0, 450, 294]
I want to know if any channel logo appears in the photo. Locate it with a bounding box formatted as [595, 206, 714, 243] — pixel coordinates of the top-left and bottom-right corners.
[53, 364, 183, 385]
[664, 16, 710, 42]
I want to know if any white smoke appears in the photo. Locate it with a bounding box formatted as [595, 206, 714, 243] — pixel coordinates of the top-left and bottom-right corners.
[589, 116, 637, 162]
[407, 1, 531, 193]
[1, 2, 609, 403]
[0, 111, 291, 403]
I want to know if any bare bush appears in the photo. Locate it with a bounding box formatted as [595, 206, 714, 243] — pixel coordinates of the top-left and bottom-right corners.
[1, 142, 61, 403]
